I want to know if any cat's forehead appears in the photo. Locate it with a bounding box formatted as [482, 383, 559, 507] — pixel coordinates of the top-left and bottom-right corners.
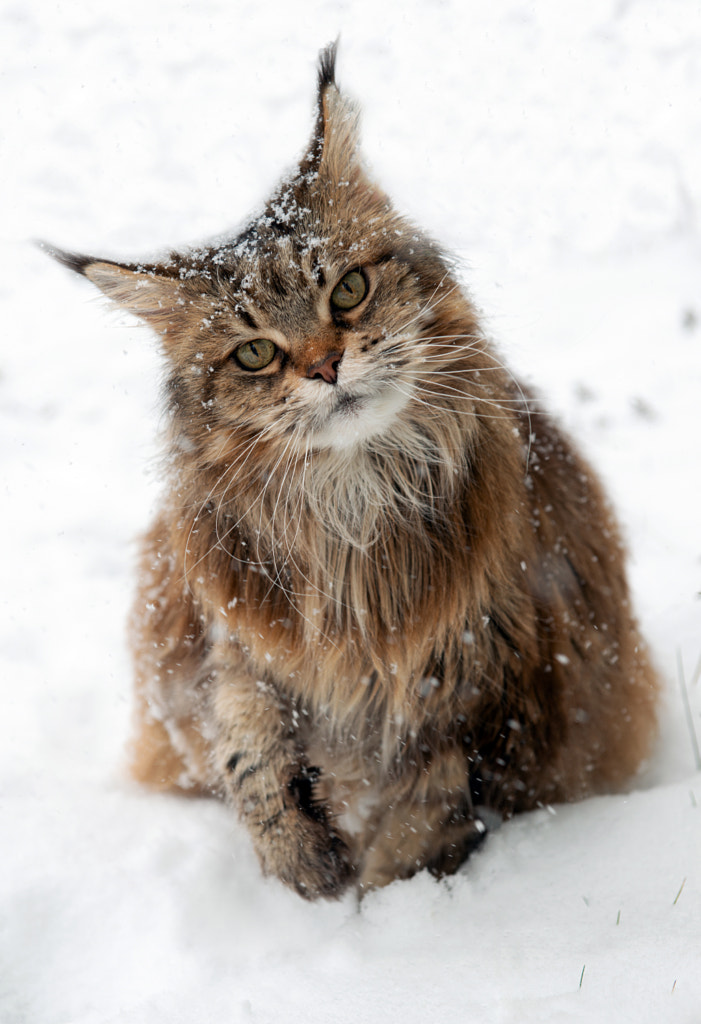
[232, 176, 381, 268]
[208, 228, 330, 315]
[204, 183, 393, 309]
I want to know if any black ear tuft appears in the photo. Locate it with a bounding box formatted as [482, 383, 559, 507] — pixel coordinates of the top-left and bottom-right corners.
[299, 38, 362, 182]
[37, 241, 100, 277]
[300, 40, 341, 175]
[317, 39, 338, 91]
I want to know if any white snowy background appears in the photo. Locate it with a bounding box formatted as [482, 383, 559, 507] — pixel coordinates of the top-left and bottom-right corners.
[2, 1, 700, 1021]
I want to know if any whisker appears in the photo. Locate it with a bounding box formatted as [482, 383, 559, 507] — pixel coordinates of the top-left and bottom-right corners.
[413, 374, 533, 409]
[181, 423, 279, 586]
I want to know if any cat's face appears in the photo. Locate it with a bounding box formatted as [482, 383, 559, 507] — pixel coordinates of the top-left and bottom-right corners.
[154, 210, 450, 458]
[47, 44, 476, 474]
[205, 262, 415, 454]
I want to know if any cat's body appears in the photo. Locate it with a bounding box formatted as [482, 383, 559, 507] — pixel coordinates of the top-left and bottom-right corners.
[49, 44, 658, 898]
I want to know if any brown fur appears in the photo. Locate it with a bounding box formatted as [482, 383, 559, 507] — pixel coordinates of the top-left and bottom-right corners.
[48, 43, 658, 898]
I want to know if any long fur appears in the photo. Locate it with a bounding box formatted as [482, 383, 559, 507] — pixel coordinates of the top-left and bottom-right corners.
[49, 45, 658, 898]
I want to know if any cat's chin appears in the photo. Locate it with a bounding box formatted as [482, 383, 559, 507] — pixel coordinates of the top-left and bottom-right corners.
[307, 386, 411, 453]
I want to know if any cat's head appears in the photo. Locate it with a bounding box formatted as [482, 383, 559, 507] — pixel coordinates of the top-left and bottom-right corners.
[45, 43, 479, 469]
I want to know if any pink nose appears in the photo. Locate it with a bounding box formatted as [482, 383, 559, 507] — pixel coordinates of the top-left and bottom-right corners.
[306, 351, 343, 384]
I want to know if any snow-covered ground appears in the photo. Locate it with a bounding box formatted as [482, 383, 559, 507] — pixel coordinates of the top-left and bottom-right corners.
[2, 1, 700, 1021]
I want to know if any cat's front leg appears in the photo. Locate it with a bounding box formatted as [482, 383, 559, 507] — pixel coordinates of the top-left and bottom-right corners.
[211, 656, 353, 900]
[358, 746, 487, 891]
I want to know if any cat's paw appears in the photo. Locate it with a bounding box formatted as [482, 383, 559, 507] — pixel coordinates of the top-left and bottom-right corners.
[279, 816, 353, 900]
[424, 817, 488, 878]
[255, 765, 353, 900]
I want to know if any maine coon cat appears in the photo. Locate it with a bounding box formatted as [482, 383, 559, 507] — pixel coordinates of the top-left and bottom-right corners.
[47, 43, 658, 899]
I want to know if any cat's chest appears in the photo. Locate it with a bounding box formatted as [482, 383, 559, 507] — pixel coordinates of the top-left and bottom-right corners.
[196, 482, 470, 722]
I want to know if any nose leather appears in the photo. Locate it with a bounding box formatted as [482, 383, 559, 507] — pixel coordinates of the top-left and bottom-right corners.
[306, 350, 343, 384]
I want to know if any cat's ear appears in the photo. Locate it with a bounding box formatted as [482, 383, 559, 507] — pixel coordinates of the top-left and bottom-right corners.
[301, 41, 362, 181]
[41, 243, 191, 334]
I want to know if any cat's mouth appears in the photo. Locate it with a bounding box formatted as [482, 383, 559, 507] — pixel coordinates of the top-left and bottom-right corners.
[304, 383, 412, 452]
[334, 391, 362, 415]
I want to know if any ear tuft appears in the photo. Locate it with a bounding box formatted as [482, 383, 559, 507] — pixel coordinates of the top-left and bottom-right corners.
[301, 40, 361, 179]
[38, 241, 99, 277]
[317, 39, 338, 91]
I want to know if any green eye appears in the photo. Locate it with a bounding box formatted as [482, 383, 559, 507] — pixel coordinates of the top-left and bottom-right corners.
[234, 339, 277, 371]
[331, 270, 367, 311]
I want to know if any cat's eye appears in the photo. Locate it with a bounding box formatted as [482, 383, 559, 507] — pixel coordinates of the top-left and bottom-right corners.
[234, 339, 277, 371]
[331, 270, 367, 311]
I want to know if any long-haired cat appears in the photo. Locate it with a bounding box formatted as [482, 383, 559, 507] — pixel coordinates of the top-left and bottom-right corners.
[47, 43, 658, 898]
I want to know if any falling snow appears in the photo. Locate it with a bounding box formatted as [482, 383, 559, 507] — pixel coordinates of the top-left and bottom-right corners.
[2, 2, 700, 1023]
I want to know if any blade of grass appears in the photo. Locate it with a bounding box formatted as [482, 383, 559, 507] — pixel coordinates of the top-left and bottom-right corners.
[691, 652, 701, 688]
[677, 650, 701, 771]
[673, 878, 686, 906]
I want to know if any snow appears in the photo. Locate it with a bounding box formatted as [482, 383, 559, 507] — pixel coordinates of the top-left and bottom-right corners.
[2, 1, 700, 1021]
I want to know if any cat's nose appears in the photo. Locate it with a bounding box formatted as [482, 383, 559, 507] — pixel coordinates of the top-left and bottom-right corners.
[306, 350, 343, 385]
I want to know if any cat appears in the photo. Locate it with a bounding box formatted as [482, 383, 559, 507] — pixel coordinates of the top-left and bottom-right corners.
[46, 42, 659, 899]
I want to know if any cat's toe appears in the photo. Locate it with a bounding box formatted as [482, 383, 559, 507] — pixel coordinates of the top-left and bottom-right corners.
[425, 818, 489, 879]
[290, 828, 354, 900]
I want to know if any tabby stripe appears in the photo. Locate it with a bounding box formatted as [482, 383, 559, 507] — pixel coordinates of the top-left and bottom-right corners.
[258, 810, 285, 835]
[232, 763, 263, 790]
